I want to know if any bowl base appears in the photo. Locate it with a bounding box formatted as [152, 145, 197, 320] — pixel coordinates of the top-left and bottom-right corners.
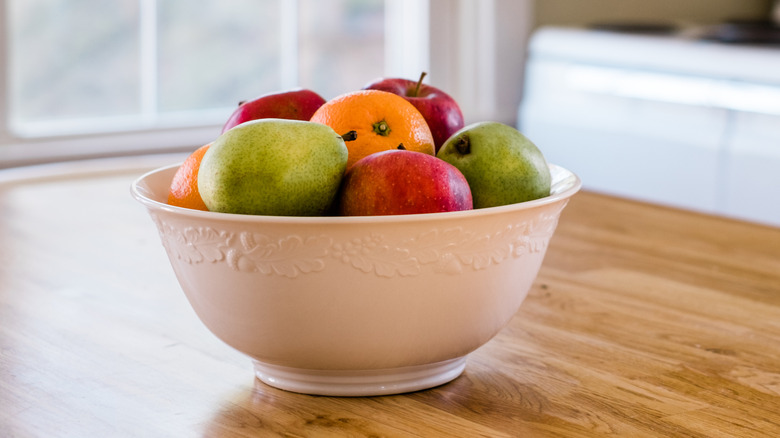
[253, 357, 467, 396]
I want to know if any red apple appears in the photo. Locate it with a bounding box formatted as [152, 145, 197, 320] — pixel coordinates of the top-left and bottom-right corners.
[362, 72, 464, 152]
[221, 88, 326, 133]
[337, 148, 473, 216]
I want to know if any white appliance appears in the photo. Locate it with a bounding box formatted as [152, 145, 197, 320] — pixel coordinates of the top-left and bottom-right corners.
[519, 26, 780, 227]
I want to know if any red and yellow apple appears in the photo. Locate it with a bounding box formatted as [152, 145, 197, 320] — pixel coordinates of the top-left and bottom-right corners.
[221, 88, 326, 133]
[336, 148, 473, 216]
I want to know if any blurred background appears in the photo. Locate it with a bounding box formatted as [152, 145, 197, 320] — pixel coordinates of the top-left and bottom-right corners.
[0, 0, 778, 225]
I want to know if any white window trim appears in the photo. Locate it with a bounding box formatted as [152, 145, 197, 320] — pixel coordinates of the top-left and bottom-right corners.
[384, 0, 430, 79]
[0, 0, 533, 169]
[0, 0, 10, 147]
[429, 0, 533, 125]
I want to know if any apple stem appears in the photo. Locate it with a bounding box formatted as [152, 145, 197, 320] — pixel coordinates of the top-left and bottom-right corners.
[455, 136, 471, 155]
[412, 72, 427, 97]
[397, 143, 406, 150]
[341, 131, 358, 142]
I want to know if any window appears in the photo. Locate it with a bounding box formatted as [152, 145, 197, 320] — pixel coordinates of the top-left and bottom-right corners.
[0, 0, 532, 168]
[6, 0, 386, 136]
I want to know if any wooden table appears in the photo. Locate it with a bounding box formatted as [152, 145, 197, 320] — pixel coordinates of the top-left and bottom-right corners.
[2, 155, 779, 437]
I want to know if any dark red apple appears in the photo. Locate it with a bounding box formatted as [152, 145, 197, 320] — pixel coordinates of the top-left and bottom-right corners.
[221, 88, 326, 133]
[337, 148, 473, 216]
[362, 72, 464, 152]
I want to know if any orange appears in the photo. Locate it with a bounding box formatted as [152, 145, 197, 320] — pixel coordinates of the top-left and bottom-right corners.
[310, 89, 434, 169]
[167, 143, 210, 211]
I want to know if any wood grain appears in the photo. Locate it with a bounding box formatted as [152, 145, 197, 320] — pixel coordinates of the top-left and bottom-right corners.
[1, 156, 779, 437]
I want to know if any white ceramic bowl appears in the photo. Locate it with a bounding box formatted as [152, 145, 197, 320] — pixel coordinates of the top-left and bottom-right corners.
[131, 163, 580, 396]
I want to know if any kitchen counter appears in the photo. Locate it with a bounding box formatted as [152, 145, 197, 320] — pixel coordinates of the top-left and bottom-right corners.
[520, 26, 780, 228]
[1, 155, 779, 437]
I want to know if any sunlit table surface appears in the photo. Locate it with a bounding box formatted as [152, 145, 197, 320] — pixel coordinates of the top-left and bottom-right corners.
[1, 154, 779, 437]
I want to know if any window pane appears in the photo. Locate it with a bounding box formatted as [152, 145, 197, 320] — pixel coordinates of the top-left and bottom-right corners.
[298, 0, 385, 99]
[8, 0, 140, 122]
[157, 0, 283, 112]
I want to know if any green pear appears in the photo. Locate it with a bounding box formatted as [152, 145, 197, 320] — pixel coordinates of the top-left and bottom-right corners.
[436, 122, 551, 208]
[198, 119, 349, 216]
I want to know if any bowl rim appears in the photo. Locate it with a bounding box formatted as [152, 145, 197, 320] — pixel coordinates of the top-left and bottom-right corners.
[130, 163, 581, 225]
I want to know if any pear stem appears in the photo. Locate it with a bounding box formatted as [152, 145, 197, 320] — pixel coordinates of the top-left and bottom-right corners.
[341, 131, 358, 142]
[411, 72, 427, 97]
[455, 136, 470, 155]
